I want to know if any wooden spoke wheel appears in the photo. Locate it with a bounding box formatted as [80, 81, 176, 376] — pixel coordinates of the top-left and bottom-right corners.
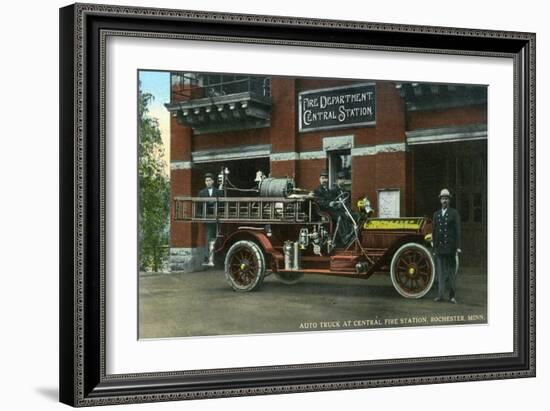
[224, 240, 266, 291]
[274, 272, 304, 285]
[390, 243, 435, 299]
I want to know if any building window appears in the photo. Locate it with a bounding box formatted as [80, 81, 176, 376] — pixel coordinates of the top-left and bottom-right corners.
[328, 149, 352, 189]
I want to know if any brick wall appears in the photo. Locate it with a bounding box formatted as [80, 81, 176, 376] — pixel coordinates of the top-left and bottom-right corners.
[168, 77, 485, 255]
[407, 104, 487, 131]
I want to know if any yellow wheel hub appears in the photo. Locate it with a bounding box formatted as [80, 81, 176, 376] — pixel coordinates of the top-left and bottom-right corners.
[408, 267, 416, 275]
[240, 263, 247, 270]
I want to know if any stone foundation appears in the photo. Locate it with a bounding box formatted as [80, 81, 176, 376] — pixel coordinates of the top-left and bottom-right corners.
[169, 247, 207, 273]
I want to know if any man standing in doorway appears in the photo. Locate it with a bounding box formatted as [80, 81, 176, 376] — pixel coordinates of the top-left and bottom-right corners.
[432, 188, 462, 303]
[198, 172, 223, 266]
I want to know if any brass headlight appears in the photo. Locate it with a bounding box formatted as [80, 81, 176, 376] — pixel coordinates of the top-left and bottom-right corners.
[424, 233, 433, 242]
[357, 197, 373, 216]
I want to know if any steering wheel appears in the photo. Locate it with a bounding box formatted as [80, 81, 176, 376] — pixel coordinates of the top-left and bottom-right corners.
[335, 191, 350, 202]
[330, 191, 349, 209]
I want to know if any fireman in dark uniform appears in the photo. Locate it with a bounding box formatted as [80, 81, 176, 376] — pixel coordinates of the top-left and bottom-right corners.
[313, 170, 332, 210]
[313, 170, 354, 246]
[330, 171, 356, 245]
[330, 171, 351, 208]
[432, 188, 462, 303]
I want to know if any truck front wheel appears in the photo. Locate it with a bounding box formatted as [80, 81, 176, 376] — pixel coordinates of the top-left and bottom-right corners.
[224, 240, 266, 291]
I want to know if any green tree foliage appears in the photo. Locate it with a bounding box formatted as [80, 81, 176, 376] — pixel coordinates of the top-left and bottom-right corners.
[138, 83, 170, 272]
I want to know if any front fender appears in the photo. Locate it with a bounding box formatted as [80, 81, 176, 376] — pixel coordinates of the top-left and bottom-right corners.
[221, 230, 279, 258]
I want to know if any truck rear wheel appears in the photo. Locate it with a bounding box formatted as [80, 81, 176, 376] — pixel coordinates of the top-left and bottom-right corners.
[224, 240, 266, 291]
[390, 243, 435, 299]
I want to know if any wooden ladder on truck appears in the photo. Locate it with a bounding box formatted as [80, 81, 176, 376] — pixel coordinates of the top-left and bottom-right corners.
[173, 196, 314, 224]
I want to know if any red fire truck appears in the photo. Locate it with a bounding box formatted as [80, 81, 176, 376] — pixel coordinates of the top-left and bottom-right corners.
[174, 174, 437, 298]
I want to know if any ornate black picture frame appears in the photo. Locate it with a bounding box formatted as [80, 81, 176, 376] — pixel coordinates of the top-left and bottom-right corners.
[59, 3, 535, 407]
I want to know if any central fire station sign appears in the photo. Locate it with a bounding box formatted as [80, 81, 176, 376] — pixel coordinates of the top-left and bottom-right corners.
[298, 83, 376, 132]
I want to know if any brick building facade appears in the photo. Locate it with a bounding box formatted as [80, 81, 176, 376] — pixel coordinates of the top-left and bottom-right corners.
[165, 73, 487, 272]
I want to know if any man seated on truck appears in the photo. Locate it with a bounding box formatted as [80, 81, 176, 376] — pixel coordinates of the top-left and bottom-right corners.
[330, 171, 356, 245]
[313, 170, 332, 210]
[330, 171, 351, 208]
[313, 170, 355, 247]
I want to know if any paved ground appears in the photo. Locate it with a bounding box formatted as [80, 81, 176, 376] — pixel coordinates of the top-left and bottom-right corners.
[139, 268, 487, 339]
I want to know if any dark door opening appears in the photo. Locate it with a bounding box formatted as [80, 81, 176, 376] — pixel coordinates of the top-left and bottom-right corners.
[412, 140, 487, 270]
[456, 153, 487, 269]
[328, 149, 352, 190]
